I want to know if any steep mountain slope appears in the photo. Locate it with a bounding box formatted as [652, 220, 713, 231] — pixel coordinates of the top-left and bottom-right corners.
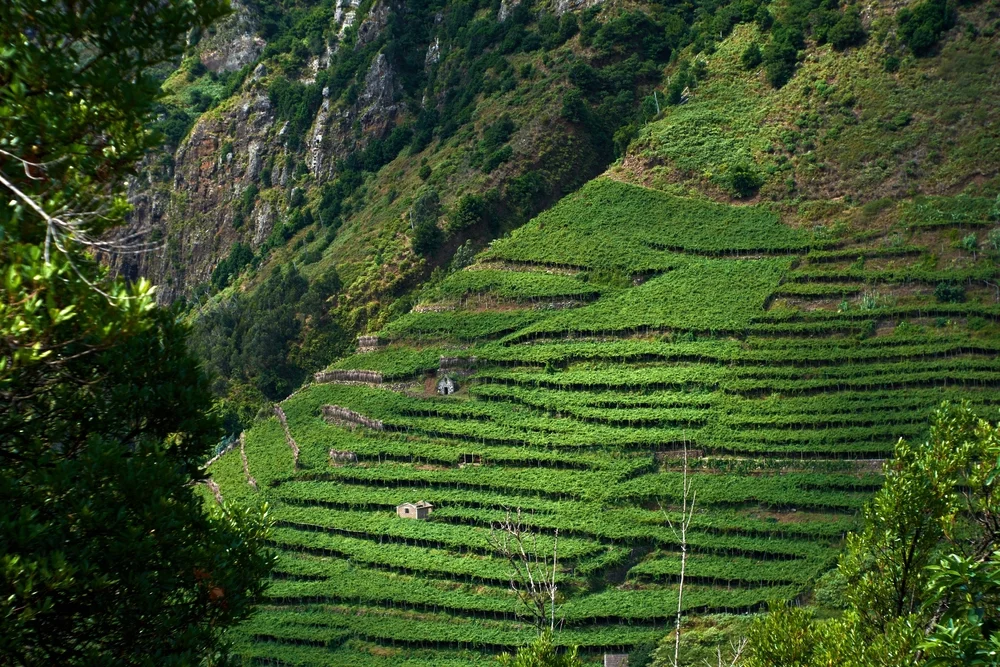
[203, 4, 1000, 661]
[112, 0, 689, 412]
[113, 0, 994, 426]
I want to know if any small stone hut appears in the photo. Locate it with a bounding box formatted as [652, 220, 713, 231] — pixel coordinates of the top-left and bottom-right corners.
[329, 449, 358, 465]
[437, 376, 457, 395]
[604, 655, 628, 667]
[396, 501, 433, 520]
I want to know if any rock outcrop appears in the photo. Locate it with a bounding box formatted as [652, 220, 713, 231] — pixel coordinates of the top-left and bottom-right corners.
[197, 0, 264, 72]
[110, 90, 279, 302]
[109, 0, 407, 300]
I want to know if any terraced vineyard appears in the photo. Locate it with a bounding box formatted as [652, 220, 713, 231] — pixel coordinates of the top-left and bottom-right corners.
[208, 178, 1000, 664]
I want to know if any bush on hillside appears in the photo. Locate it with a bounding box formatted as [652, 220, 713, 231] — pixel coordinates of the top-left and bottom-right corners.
[828, 7, 866, 50]
[763, 28, 801, 88]
[447, 193, 488, 234]
[934, 281, 966, 303]
[153, 105, 195, 148]
[898, 0, 955, 55]
[411, 188, 441, 228]
[211, 242, 255, 290]
[741, 42, 763, 69]
[725, 162, 765, 199]
[268, 76, 324, 150]
[412, 220, 443, 256]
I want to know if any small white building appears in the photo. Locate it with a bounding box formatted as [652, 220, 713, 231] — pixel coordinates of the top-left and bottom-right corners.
[396, 501, 433, 520]
[437, 376, 457, 395]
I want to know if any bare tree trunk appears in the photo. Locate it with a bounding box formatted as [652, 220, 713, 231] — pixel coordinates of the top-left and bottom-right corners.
[708, 638, 748, 667]
[488, 507, 560, 634]
[663, 440, 697, 667]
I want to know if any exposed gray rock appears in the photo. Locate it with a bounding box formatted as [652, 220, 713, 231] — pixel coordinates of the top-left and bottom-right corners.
[553, 0, 604, 15]
[198, 0, 265, 72]
[253, 201, 275, 246]
[498, 0, 520, 21]
[425, 37, 441, 67]
[247, 141, 263, 180]
[308, 50, 404, 181]
[356, 0, 393, 49]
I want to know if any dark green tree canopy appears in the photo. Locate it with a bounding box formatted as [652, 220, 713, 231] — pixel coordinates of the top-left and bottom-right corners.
[744, 403, 1000, 666]
[1, 1, 275, 664]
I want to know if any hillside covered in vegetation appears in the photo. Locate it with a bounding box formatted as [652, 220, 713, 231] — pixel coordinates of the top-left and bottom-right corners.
[200, 0, 1000, 660]
[113, 0, 1000, 433]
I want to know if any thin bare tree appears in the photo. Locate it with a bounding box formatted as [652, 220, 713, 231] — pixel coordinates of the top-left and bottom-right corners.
[661, 440, 697, 667]
[488, 507, 560, 632]
[0, 149, 162, 300]
[661, 441, 748, 667]
[705, 637, 748, 667]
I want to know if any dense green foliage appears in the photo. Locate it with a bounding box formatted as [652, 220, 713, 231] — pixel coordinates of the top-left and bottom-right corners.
[897, 0, 956, 55]
[744, 403, 1000, 666]
[486, 178, 811, 270]
[0, 1, 275, 663]
[194, 264, 346, 405]
[424, 269, 602, 304]
[496, 632, 582, 666]
[208, 155, 1000, 661]
[132, 0, 1000, 661]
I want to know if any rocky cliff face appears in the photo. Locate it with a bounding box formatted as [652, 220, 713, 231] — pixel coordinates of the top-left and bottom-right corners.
[114, 88, 280, 301]
[112, 0, 649, 321]
[196, 0, 265, 73]
[113, 0, 406, 302]
[308, 50, 404, 180]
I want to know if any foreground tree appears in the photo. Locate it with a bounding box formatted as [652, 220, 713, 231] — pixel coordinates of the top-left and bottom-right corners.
[489, 507, 561, 633]
[496, 631, 583, 667]
[744, 403, 1000, 666]
[1, 1, 275, 664]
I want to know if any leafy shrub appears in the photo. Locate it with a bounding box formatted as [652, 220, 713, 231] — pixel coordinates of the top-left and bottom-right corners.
[451, 240, 477, 270]
[153, 106, 194, 148]
[301, 247, 323, 264]
[561, 89, 589, 123]
[412, 221, 443, 256]
[505, 170, 546, 219]
[983, 227, 1000, 253]
[211, 242, 255, 290]
[741, 43, 763, 69]
[960, 233, 978, 254]
[934, 281, 966, 303]
[410, 188, 441, 228]
[592, 10, 671, 60]
[232, 183, 259, 229]
[187, 59, 207, 80]
[483, 145, 514, 173]
[219, 64, 252, 100]
[725, 163, 764, 199]
[828, 7, 865, 50]
[447, 193, 487, 234]
[898, 0, 955, 55]
[882, 111, 912, 131]
[188, 88, 214, 112]
[418, 164, 432, 181]
[268, 76, 323, 150]
[482, 114, 516, 152]
[763, 28, 801, 88]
